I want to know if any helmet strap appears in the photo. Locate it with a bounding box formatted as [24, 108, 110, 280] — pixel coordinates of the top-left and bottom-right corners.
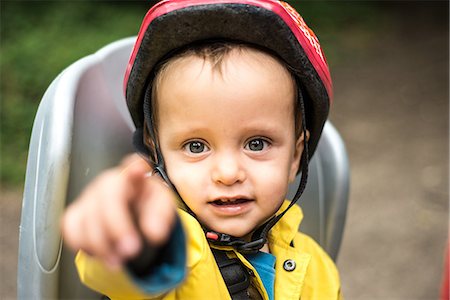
[141, 84, 194, 214]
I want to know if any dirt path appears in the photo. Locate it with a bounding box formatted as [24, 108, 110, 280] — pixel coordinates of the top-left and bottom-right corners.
[1, 188, 22, 299]
[332, 4, 448, 299]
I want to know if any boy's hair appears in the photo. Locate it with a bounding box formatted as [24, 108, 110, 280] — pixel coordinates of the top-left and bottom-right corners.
[143, 41, 302, 166]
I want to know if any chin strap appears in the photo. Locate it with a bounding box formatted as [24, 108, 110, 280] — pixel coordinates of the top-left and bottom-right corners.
[139, 81, 310, 254]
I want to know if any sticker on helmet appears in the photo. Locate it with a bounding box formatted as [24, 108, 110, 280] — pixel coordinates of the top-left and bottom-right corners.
[279, 1, 326, 63]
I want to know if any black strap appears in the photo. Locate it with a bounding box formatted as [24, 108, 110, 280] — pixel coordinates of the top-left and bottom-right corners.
[212, 249, 251, 300]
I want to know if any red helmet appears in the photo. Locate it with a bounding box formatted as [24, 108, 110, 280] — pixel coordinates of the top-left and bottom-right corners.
[124, 0, 332, 159]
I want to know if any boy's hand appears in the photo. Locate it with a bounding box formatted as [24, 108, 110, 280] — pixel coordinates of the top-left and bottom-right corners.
[61, 154, 177, 269]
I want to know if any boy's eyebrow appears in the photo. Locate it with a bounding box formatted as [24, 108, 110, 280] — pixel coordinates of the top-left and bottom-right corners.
[165, 123, 287, 141]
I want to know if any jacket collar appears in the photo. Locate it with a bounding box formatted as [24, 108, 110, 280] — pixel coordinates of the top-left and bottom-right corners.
[208, 200, 304, 252]
[268, 200, 304, 246]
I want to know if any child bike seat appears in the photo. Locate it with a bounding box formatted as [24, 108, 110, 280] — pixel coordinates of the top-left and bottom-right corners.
[17, 37, 349, 299]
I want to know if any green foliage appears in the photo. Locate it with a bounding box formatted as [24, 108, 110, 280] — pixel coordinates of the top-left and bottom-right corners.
[290, 1, 384, 66]
[0, 1, 381, 187]
[0, 1, 147, 186]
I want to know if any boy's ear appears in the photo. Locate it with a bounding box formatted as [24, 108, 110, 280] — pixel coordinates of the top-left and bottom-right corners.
[289, 130, 310, 183]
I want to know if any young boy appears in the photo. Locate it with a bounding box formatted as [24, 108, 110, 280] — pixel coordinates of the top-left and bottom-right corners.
[62, 1, 341, 299]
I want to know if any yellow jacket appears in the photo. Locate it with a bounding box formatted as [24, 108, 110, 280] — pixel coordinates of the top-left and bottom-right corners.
[76, 201, 342, 299]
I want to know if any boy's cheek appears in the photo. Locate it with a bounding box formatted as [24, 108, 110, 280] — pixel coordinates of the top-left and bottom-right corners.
[165, 162, 206, 192]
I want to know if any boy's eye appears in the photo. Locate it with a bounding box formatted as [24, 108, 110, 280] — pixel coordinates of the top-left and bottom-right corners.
[184, 141, 209, 154]
[245, 138, 270, 152]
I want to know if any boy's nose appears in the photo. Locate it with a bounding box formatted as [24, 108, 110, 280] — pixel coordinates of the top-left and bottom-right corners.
[211, 152, 246, 186]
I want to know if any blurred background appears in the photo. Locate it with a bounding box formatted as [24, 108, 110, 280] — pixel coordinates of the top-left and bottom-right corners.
[1, 1, 448, 299]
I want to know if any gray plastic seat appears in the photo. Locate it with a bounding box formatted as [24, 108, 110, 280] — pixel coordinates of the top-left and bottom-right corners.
[17, 37, 349, 299]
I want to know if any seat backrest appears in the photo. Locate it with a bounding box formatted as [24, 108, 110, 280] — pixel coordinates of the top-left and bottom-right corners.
[17, 37, 349, 299]
[287, 121, 349, 260]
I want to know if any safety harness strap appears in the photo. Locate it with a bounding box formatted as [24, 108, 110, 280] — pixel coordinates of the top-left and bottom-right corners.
[212, 249, 251, 300]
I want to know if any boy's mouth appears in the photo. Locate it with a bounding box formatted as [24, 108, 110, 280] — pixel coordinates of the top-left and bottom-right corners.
[208, 196, 254, 216]
[210, 197, 252, 206]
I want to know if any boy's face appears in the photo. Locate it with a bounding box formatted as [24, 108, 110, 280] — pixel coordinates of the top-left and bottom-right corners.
[156, 48, 304, 239]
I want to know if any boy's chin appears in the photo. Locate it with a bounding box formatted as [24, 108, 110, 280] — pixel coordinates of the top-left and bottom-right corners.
[203, 219, 272, 241]
[208, 225, 254, 241]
